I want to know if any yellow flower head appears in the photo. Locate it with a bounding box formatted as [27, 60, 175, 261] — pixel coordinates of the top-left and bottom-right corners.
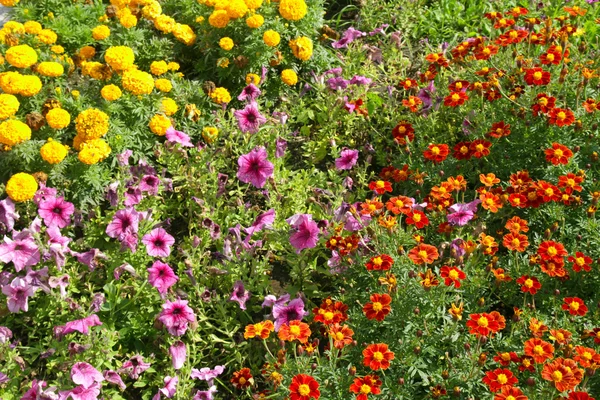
[150, 60, 169, 76]
[122, 69, 154, 95]
[281, 69, 298, 85]
[36, 61, 64, 77]
[46, 108, 71, 129]
[263, 30, 281, 47]
[101, 84, 123, 101]
[246, 14, 264, 29]
[18, 75, 42, 97]
[219, 37, 234, 51]
[0, 119, 31, 146]
[208, 10, 230, 28]
[78, 139, 111, 165]
[75, 108, 109, 140]
[5, 44, 38, 68]
[209, 87, 231, 104]
[6, 173, 38, 202]
[149, 114, 171, 136]
[40, 138, 69, 164]
[289, 36, 313, 61]
[155, 78, 173, 93]
[92, 25, 111, 40]
[202, 127, 219, 143]
[0, 94, 20, 120]
[279, 0, 307, 21]
[37, 29, 57, 44]
[104, 46, 135, 72]
[24, 21, 42, 35]
[160, 98, 179, 116]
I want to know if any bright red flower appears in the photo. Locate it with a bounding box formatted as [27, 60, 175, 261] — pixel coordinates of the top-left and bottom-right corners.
[541, 358, 577, 392]
[466, 313, 501, 337]
[407, 243, 439, 265]
[524, 67, 551, 85]
[508, 193, 527, 208]
[545, 143, 573, 166]
[537, 240, 567, 263]
[362, 343, 394, 371]
[448, 80, 469, 91]
[444, 91, 469, 107]
[568, 252, 593, 272]
[524, 338, 554, 363]
[493, 351, 520, 367]
[349, 375, 382, 400]
[402, 96, 422, 112]
[328, 323, 354, 349]
[503, 233, 529, 252]
[363, 293, 392, 322]
[536, 180, 561, 202]
[558, 172, 584, 193]
[493, 386, 528, 400]
[439, 266, 466, 288]
[531, 93, 556, 116]
[366, 254, 394, 271]
[391, 122, 415, 145]
[231, 368, 254, 389]
[573, 346, 600, 369]
[567, 393, 596, 400]
[423, 144, 450, 163]
[289, 374, 320, 400]
[482, 368, 518, 392]
[540, 50, 562, 65]
[474, 44, 499, 60]
[548, 108, 575, 127]
[469, 139, 492, 158]
[399, 78, 418, 91]
[494, 17, 515, 29]
[516, 275, 541, 294]
[562, 297, 588, 316]
[405, 210, 429, 229]
[488, 121, 511, 138]
[452, 141, 472, 160]
[368, 180, 393, 195]
[313, 298, 348, 325]
[496, 29, 528, 45]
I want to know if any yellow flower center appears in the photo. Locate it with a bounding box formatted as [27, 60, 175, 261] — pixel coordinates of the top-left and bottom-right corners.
[533, 71, 542, 80]
[298, 384, 311, 396]
[546, 53, 555, 61]
[373, 257, 383, 266]
[555, 332, 564, 340]
[512, 238, 521, 247]
[324, 311, 334, 321]
[451, 93, 460, 101]
[404, 81, 412, 87]
[483, 48, 491, 55]
[524, 279, 534, 288]
[372, 302, 383, 312]
[501, 353, 511, 361]
[460, 146, 469, 154]
[507, 396, 516, 400]
[551, 371, 563, 382]
[418, 250, 428, 260]
[449, 270, 459, 280]
[395, 200, 404, 208]
[477, 316, 489, 327]
[576, 257, 585, 266]
[375, 180, 385, 189]
[360, 384, 372, 394]
[408, 99, 415, 106]
[557, 111, 566, 120]
[372, 351, 384, 361]
[538, 97, 548, 106]
[509, 31, 518, 39]
[475, 144, 484, 152]
[431, 146, 440, 155]
[335, 332, 344, 341]
[570, 301, 579, 311]
[497, 374, 508, 385]
[239, 377, 247, 385]
[545, 188, 554, 196]
[533, 345, 544, 355]
[290, 325, 301, 336]
[583, 351, 593, 360]
[398, 126, 406, 134]
[413, 213, 421, 222]
[547, 246, 558, 256]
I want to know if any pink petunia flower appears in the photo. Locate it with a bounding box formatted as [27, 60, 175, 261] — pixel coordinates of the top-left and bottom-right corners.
[335, 149, 359, 170]
[0, 198, 18, 232]
[71, 362, 104, 389]
[2, 277, 36, 313]
[237, 147, 274, 188]
[142, 228, 175, 258]
[158, 300, 196, 336]
[38, 196, 75, 229]
[148, 261, 179, 295]
[103, 370, 126, 390]
[61, 383, 101, 400]
[237, 84, 261, 102]
[234, 102, 267, 134]
[166, 126, 193, 147]
[244, 209, 275, 236]
[159, 376, 178, 398]
[106, 208, 139, 239]
[229, 280, 250, 310]
[287, 214, 319, 253]
[0, 230, 40, 272]
[169, 341, 186, 370]
[120, 355, 151, 380]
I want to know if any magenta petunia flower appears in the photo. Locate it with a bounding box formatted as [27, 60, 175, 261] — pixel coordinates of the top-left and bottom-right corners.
[139, 175, 161, 196]
[48, 274, 70, 298]
[244, 209, 275, 236]
[61, 383, 101, 400]
[166, 126, 193, 147]
[447, 199, 481, 226]
[0, 198, 18, 232]
[103, 370, 126, 390]
[159, 376, 178, 398]
[60, 314, 103, 337]
[21, 380, 51, 400]
[142, 228, 175, 258]
[120, 355, 151, 380]
[234, 102, 267, 134]
[158, 300, 196, 336]
[106, 208, 139, 239]
[74, 248, 107, 271]
[38, 196, 75, 229]
[237, 84, 261, 102]
[332, 27, 366, 48]
[229, 280, 250, 310]
[0, 230, 40, 272]
[169, 341, 186, 370]
[287, 214, 319, 253]
[46, 226, 71, 269]
[272, 297, 308, 331]
[71, 362, 104, 389]
[124, 187, 142, 207]
[237, 147, 274, 189]
[193, 386, 218, 400]
[33, 184, 57, 206]
[335, 149, 359, 170]
[2, 277, 36, 313]
[190, 365, 225, 384]
[262, 293, 290, 308]
[148, 260, 179, 295]
[275, 137, 288, 158]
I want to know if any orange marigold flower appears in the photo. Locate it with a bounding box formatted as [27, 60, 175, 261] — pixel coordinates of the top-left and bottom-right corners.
[328, 323, 354, 349]
[470, 139, 492, 158]
[582, 98, 598, 113]
[480, 192, 503, 213]
[368, 180, 393, 195]
[312, 298, 348, 325]
[536, 180, 561, 202]
[531, 93, 556, 116]
[516, 275, 541, 294]
[562, 297, 588, 316]
[363, 293, 392, 322]
[406, 210, 429, 229]
[564, 6, 587, 16]
[466, 313, 501, 337]
[567, 392, 596, 400]
[399, 78, 418, 90]
[505, 216, 529, 233]
[541, 358, 577, 392]
[529, 318, 548, 338]
[493, 386, 528, 400]
[440, 266, 466, 288]
[524, 338, 554, 363]
[362, 343, 394, 371]
[482, 368, 518, 392]
[508, 193, 527, 208]
[244, 320, 275, 339]
[474, 44, 499, 60]
[366, 254, 394, 271]
[558, 172, 584, 193]
[231, 367, 254, 389]
[289, 374, 320, 400]
[503, 233, 529, 252]
[385, 196, 413, 215]
[448, 302, 464, 321]
[480, 173, 501, 187]
[407, 243, 439, 265]
[518, 355, 535, 372]
[418, 269, 439, 290]
[493, 351, 520, 367]
[568, 252, 593, 272]
[278, 320, 311, 344]
[425, 52, 448, 67]
[548, 108, 575, 127]
[360, 198, 384, 216]
[539, 260, 567, 278]
[423, 143, 450, 163]
[549, 328, 572, 345]
[544, 142, 573, 165]
[349, 374, 382, 400]
[540, 50, 562, 65]
[524, 67, 551, 85]
[402, 96, 422, 112]
[444, 91, 469, 107]
[537, 240, 567, 263]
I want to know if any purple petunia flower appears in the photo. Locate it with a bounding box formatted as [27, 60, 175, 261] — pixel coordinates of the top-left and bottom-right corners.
[117, 149, 133, 166]
[335, 149, 359, 170]
[71, 362, 104, 389]
[237, 147, 274, 189]
[332, 27, 366, 48]
[158, 300, 196, 336]
[0, 198, 18, 232]
[120, 355, 151, 380]
[169, 341, 186, 370]
[275, 137, 288, 158]
[48, 274, 70, 298]
[60, 314, 103, 337]
[369, 23, 389, 36]
[237, 84, 261, 102]
[46, 226, 71, 269]
[148, 260, 179, 295]
[327, 76, 350, 90]
[166, 126, 194, 147]
[159, 376, 178, 398]
[0, 230, 40, 272]
[234, 102, 267, 134]
[245, 209, 275, 236]
[229, 280, 250, 310]
[2, 277, 36, 313]
[106, 208, 139, 240]
[103, 370, 126, 390]
[447, 199, 481, 226]
[74, 248, 107, 271]
[33, 184, 57, 206]
[142, 228, 175, 258]
[38, 196, 75, 229]
[124, 187, 143, 207]
[140, 175, 161, 196]
[190, 365, 225, 384]
[272, 297, 308, 331]
[287, 214, 319, 253]
[262, 293, 290, 308]
[350, 75, 372, 86]
[451, 238, 466, 259]
[193, 386, 218, 400]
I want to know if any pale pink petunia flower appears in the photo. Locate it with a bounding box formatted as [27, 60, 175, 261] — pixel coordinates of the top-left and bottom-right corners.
[169, 341, 187, 370]
[166, 126, 193, 147]
[71, 362, 104, 389]
[0, 230, 40, 272]
[2, 277, 36, 313]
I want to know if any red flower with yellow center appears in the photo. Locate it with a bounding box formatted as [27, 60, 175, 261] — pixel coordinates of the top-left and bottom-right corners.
[399, 78, 417, 90]
[574, 346, 600, 369]
[466, 312, 501, 337]
[391, 122, 415, 145]
[493, 351, 519, 367]
[480, 192, 503, 213]
[289, 374, 320, 400]
[524, 67, 551, 85]
[544, 142, 573, 165]
[349, 375, 382, 400]
[482, 368, 518, 392]
[503, 233, 529, 252]
[419, 269, 440, 290]
[231, 368, 254, 389]
[453, 141, 473, 160]
[540, 50, 562, 65]
[439, 266, 466, 288]
[360, 198, 384, 216]
[423, 143, 450, 163]
[385, 196, 413, 215]
[508, 193, 527, 208]
[541, 358, 577, 392]
[402, 96, 422, 112]
[529, 318, 548, 338]
[444, 91, 469, 107]
[366, 254, 394, 271]
[562, 297, 588, 316]
[540, 260, 567, 278]
[568, 252, 593, 272]
[368, 180, 392, 195]
[548, 108, 575, 127]
[328, 323, 354, 349]
[244, 320, 275, 339]
[549, 328, 572, 345]
[312, 298, 348, 325]
[558, 172, 584, 193]
[474, 44, 499, 60]
[531, 93, 556, 116]
[406, 210, 429, 229]
[493, 386, 528, 400]
[480, 173, 501, 187]
[567, 392, 596, 400]
[494, 17, 515, 29]
[278, 320, 311, 344]
[537, 240, 567, 263]
[407, 243, 439, 265]
[487, 121, 511, 138]
[505, 216, 529, 233]
[536, 180, 561, 202]
[524, 338, 554, 363]
[470, 139, 492, 158]
[363, 293, 392, 321]
[362, 343, 394, 371]
[582, 98, 598, 113]
[516, 275, 541, 294]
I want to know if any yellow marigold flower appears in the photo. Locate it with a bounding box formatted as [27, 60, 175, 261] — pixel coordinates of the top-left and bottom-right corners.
[279, 0, 307, 21]
[263, 30, 280, 47]
[120, 14, 138, 29]
[154, 14, 176, 33]
[19, 75, 42, 97]
[79, 46, 96, 60]
[0, 119, 31, 146]
[24, 21, 42, 35]
[0, 71, 24, 94]
[161, 98, 178, 116]
[40, 138, 68, 164]
[37, 29, 57, 44]
[72, 134, 85, 151]
[149, 114, 171, 136]
[51, 45, 65, 54]
[195, 16, 205, 23]
[0, 0, 20, 6]
[246, 73, 260, 85]
[172, 24, 196, 45]
[219, 37, 234, 51]
[36, 61, 64, 77]
[78, 139, 111, 165]
[281, 69, 298, 85]
[121, 69, 154, 95]
[168, 62, 180, 71]
[209, 87, 231, 104]
[98, 15, 109, 23]
[0, 94, 19, 120]
[209, 10, 230, 28]
[75, 108, 109, 139]
[72, 90, 80, 99]
[46, 108, 71, 129]
[3, 21, 25, 34]
[142, 2, 162, 19]
[246, 14, 264, 28]
[81, 61, 110, 80]
[6, 173, 38, 203]
[101, 84, 122, 101]
[6, 44, 38, 68]
[289, 36, 313, 61]
[104, 46, 135, 72]
[92, 25, 111, 40]
[244, 0, 263, 10]
[150, 60, 169, 76]
[202, 126, 218, 143]
[155, 78, 173, 93]
[226, 0, 248, 19]
[217, 58, 229, 68]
